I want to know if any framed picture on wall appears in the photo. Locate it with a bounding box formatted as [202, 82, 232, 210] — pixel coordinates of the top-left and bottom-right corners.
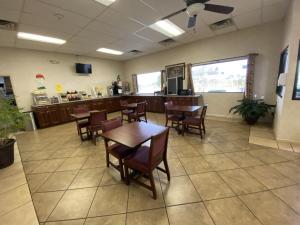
[292, 40, 300, 100]
[165, 63, 185, 79]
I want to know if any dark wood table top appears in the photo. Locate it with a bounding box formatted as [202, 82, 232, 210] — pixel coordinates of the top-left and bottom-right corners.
[167, 105, 201, 113]
[123, 103, 138, 108]
[101, 122, 167, 148]
[70, 110, 99, 120]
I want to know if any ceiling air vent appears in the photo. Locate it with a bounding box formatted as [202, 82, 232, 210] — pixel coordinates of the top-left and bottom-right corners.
[209, 18, 234, 31]
[0, 19, 18, 31]
[128, 50, 143, 55]
[158, 38, 176, 47]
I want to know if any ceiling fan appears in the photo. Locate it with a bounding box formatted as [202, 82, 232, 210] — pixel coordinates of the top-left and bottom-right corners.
[162, 0, 234, 29]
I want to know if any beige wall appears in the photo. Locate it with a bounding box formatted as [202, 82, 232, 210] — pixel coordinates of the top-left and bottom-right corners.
[0, 48, 124, 111]
[274, 0, 300, 142]
[124, 22, 283, 119]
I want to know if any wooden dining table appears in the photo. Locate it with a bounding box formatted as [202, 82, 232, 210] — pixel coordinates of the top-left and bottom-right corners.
[70, 110, 99, 121]
[101, 121, 167, 148]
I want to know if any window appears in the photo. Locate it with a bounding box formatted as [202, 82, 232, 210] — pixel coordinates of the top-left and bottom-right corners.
[137, 72, 161, 94]
[192, 58, 248, 93]
[293, 41, 300, 100]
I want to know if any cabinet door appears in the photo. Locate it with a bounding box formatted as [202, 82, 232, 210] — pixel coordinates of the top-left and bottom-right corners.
[34, 109, 51, 128]
[60, 105, 73, 122]
[47, 106, 61, 125]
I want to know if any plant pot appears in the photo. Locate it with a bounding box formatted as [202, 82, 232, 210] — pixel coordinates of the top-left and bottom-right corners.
[0, 139, 16, 169]
[245, 115, 259, 125]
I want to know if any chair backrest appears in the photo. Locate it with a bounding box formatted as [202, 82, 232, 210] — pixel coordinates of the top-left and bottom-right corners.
[120, 100, 128, 109]
[101, 117, 122, 132]
[200, 104, 208, 121]
[149, 128, 169, 168]
[164, 101, 173, 116]
[89, 110, 107, 126]
[136, 101, 146, 114]
[73, 105, 89, 114]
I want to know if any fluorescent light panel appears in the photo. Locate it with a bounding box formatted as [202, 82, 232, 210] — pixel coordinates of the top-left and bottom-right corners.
[97, 48, 123, 55]
[17, 32, 66, 45]
[94, 0, 116, 6]
[150, 19, 185, 37]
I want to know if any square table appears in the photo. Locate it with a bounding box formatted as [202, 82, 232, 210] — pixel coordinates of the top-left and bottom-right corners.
[70, 110, 99, 120]
[100, 122, 167, 148]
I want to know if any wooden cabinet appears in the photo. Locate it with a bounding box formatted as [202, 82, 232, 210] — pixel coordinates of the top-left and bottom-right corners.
[59, 103, 73, 123]
[33, 107, 51, 128]
[91, 99, 106, 111]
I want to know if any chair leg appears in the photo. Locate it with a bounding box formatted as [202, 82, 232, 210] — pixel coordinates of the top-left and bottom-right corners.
[202, 120, 206, 134]
[182, 123, 185, 136]
[165, 119, 168, 127]
[199, 125, 203, 139]
[163, 158, 171, 181]
[124, 165, 130, 185]
[106, 150, 110, 168]
[144, 114, 147, 123]
[119, 159, 124, 180]
[149, 172, 157, 200]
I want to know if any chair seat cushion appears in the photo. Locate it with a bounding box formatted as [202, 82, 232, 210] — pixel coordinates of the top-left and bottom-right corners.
[122, 109, 134, 115]
[183, 116, 201, 125]
[77, 119, 89, 127]
[168, 114, 184, 121]
[125, 146, 150, 171]
[108, 143, 133, 159]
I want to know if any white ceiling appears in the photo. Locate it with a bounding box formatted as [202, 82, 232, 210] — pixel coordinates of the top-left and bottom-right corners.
[0, 0, 290, 60]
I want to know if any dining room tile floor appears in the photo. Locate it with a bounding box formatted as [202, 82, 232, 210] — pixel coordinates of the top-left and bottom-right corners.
[13, 112, 300, 225]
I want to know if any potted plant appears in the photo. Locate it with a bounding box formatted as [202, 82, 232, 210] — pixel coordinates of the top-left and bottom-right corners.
[229, 98, 274, 125]
[0, 94, 27, 169]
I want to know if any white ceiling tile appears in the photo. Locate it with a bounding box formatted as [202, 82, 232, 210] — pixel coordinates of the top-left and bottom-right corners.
[263, 0, 290, 6]
[0, 30, 16, 46]
[0, 0, 24, 11]
[213, 24, 237, 35]
[233, 9, 262, 29]
[140, 0, 186, 18]
[262, 1, 289, 23]
[135, 27, 168, 42]
[38, 0, 106, 18]
[85, 20, 127, 39]
[111, 0, 160, 25]
[15, 39, 60, 51]
[22, 0, 91, 28]
[0, 8, 21, 22]
[73, 29, 118, 45]
[96, 8, 145, 33]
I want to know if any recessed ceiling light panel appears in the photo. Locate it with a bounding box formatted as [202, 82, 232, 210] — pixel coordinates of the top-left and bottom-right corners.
[150, 19, 185, 38]
[97, 48, 124, 55]
[17, 32, 66, 45]
[94, 0, 116, 6]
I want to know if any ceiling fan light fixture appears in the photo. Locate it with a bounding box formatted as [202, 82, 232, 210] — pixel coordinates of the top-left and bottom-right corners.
[186, 3, 205, 17]
[94, 0, 116, 6]
[150, 19, 184, 38]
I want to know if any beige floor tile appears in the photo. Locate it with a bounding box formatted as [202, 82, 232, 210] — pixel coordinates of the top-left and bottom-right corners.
[249, 149, 288, 164]
[22, 161, 43, 174]
[44, 219, 85, 225]
[85, 214, 126, 225]
[270, 161, 300, 182]
[194, 143, 222, 155]
[48, 188, 96, 221]
[32, 159, 65, 173]
[38, 170, 78, 192]
[0, 202, 39, 225]
[88, 185, 128, 217]
[0, 184, 31, 216]
[249, 136, 278, 149]
[100, 167, 123, 186]
[212, 142, 246, 153]
[0, 162, 24, 180]
[81, 155, 106, 169]
[190, 172, 235, 200]
[172, 145, 201, 158]
[0, 172, 27, 194]
[126, 208, 169, 225]
[49, 148, 76, 159]
[21, 151, 56, 162]
[161, 176, 200, 206]
[225, 152, 264, 168]
[218, 169, 267, 195]
[292, 143, 300, 153]
[158, 158, 186, 179]
[205, 197, 261, 225]
[69, 168, 105, 189]
[245, 165, 295, 189]
[278, 142, 294, 151]
[167, 202, 214, 225]
[272, 184, 300, 214]
[240, 191, 300, 225]
[202, 154, 239, 171]
[128, 180, 165, 212]
[27, 173, 51, 193]
[32, 191, 64, 222]
[275, 149, 300, 160]
[56, 156, 88, 171]
[179, 157, 211, 174]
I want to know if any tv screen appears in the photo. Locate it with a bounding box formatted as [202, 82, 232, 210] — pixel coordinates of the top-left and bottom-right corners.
[75, 63, 92, 74]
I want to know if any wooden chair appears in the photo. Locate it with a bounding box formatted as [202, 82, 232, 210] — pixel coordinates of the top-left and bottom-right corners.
[87, 110, 107, 145]
[73, 105, 90, 141]
[129, 101, 147, 123]
[120, 100, 134, 122]
[182, 104, 208, 138]
[124, 128, 170, 199]
[101, 117, 134, 180]
[164, 101, 183, 128]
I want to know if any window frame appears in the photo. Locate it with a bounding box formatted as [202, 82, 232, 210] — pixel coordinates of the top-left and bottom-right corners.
[292, 40, 300, 100]
[136, 71, 162, 94]
[191, 56, 249, 94]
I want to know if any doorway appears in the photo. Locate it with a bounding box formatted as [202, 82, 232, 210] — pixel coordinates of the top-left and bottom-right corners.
[0, 76, 16, 106]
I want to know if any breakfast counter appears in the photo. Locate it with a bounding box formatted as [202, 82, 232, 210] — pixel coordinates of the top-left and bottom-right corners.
[32, 95, 203, 128]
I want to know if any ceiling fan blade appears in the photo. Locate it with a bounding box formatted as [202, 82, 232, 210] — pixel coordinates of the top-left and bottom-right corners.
[204, 4, 234, 14]
[188, 15, 197, 28]
[162, 8, 187, 20]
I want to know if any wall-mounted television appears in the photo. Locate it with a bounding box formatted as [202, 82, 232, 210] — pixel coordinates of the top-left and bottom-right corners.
[75, 63, 92, 74]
